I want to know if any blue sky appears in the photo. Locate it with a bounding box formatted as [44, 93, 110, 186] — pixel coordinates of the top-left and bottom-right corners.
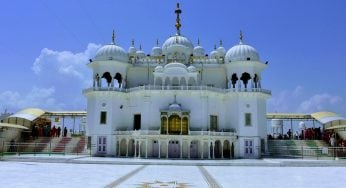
[0, 0, 345, 116]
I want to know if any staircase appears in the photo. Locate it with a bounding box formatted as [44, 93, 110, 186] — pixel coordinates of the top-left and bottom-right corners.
[267, 140, 330, 158]
[52, 137, 72, 153]
[72, 137, 87, 153]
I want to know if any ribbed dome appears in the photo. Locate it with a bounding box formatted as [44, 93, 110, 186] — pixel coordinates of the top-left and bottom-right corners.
[154, 65, 164, 72]
[193, 45, 205, 56]
[151, 46, 162, 56]
[225, 43, 260, 62]
[162, 35, 194, 52]
[94, 44, 128, 61]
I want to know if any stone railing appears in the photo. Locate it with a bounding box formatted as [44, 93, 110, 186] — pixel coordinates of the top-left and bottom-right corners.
[84, 85, 271, 95]
[114, 130, 236, 137]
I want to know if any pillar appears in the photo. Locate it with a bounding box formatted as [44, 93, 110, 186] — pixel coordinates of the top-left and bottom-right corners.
[212, 141, 215, 159]
[118, 139, 121, 157]
[158, 140, 161, 158]
[201, 141, 204, 159]
[208, 142, 211, 159]
[134, 140, 137, 158]
[166, 141, 169, 159]
[145, 139, 148, 158]
[126, 139, 129, 157]
[138, 141, 141, 158]
[221, 142, 224, 159]
[188, 141, 191, 159]
[180, 140, 183, 159]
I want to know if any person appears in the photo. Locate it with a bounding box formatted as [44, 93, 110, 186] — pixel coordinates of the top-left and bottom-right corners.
[51, 126, 57, 137]
[9, 139, 15, 152]
[63, 127, 68, 137]
[294, 131, 299, 140]
[57, 126, 61, 137]
[287, 129, 292, 139]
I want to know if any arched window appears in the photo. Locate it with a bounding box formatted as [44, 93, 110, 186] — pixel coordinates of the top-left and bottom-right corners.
[240, 72, 251, 89]
[114, 73, 122, 88]
[231, 73, 238, 88]
[102, 72, 112, 87]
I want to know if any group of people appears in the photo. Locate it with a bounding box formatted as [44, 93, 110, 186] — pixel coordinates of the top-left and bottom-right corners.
[267, 127, 323, 140]
[31, 125, 68, 139]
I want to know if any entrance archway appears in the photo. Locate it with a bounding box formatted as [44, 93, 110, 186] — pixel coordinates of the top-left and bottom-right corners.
[168, 140, 180, 158]
[223, 140, 231, 158]
[168, 115, 181, 135]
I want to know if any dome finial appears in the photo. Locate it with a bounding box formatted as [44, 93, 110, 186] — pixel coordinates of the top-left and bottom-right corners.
[112, 30, 115, 44]
[214, 44, 216, 50]
[239, 30, 243, 44]
[131, 39, 135, 46]
[156, 39, 159, 46]
[220, 39, 223, 46]
[197, 38, 200, 46]
[175, 3, 182, 35]
[139, 44, 142, 50]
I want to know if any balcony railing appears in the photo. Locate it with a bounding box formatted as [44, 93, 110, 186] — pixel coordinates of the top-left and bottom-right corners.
[114, 130, 236, 137]
[84, 85, 271, 95]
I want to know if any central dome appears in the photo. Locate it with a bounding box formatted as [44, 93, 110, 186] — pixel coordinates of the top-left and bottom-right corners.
[162, 35, 194, 54]
[94, 44, 128, 62]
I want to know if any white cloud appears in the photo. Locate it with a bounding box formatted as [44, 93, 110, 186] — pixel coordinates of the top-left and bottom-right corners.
[0, 86, 65, 111]
[0, 43, 100, 112]
[32, 43, 100, 87]
[292, 85, 303, 97]
[297, 93, 342, 113]
[268, 86, 303, 113]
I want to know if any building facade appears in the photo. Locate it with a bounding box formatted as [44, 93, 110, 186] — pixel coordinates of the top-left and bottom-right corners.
[84, 3, 271, 159]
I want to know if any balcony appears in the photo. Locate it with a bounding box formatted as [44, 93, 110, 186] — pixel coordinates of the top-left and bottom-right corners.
[113, 130, 237, 137]
[84, 85, 271, 95]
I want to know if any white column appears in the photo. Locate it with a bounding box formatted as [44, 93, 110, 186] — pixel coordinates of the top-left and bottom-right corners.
[138, 141, 141, 158]
[201, 141, 204, 159]
[166, 141, 169, 159]
[208, 142, 211, 159]
[180, 140, 183, 159]
[126, 139, 129, 157]
[158, 140, 161, 158]
[212, 141, 215, 159]
[145, 139, 148, 158]
[188, 141, 191, 159]
[134, 140, 137, 158]
[221, 141, 224, 159]
[118, 139, 121, 157]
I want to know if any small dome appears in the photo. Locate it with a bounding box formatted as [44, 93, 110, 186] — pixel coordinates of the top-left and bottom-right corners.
[193, 45, 205, 56]
[163, 62, 188, 75]
[136, 50, 145, 58]
[225, 43, 260, 62]
[217, 46, 226, 56]
[187, 65, 196, 72]
[162, 35, 194, 53]
[169, 103, 181, 111]
[210, 49, 219, 59]
[94, 44, 128, 61]
[154, 65, 163, 72]
[164, 62, 187, 69]
[128, 46, 137, 55]
[151, 46, 162, 56]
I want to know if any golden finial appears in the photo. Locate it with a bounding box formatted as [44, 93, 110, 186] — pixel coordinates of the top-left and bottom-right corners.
[239, 30, 243, 44]
[131, 39, 135, 46]
[112, 30, 115, 44]
[175, 3, 182, 35]
[220, 40, 223, 46]
[156, 39, 159, 46]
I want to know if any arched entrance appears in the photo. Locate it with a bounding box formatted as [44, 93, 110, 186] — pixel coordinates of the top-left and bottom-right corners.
[223, 140, 231, 158]
[190, 140, 198, 158]
[120, 139, 127, 156]
[161, 117, 168, 134]
[168, 140, 180, 158]
[215, 140, 222, 158]
[168, 115, 181, 135]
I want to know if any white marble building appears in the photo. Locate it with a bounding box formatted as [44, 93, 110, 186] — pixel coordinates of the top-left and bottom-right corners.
[83, 3, 271, 159]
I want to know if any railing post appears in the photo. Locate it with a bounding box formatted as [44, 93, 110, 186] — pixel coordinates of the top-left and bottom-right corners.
[34, 142, 37, 156]
[49, 139, 51, 156]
